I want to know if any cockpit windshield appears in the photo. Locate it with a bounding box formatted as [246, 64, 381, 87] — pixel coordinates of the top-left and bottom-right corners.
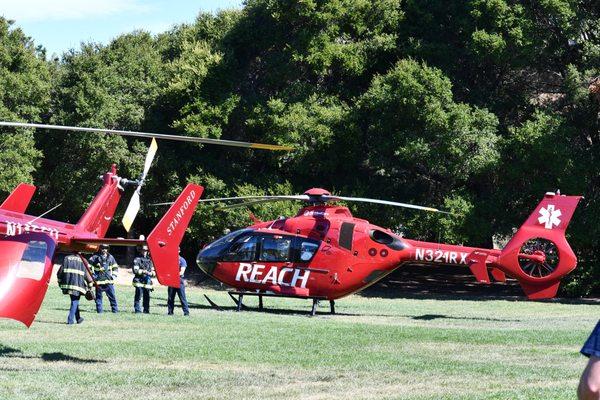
[198, 229, 252, 260]
[198, 230, 321, 270]
[203, 229, 250, 250]
[223, 235, 259, 262]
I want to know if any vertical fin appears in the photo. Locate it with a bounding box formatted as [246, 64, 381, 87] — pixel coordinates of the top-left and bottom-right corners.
[75, 165, 122, 238]
[0, 183, 36, 213]
[147, 184, 203, 287]
[519, 281, 560, 300]
[492, 193, 582, 299]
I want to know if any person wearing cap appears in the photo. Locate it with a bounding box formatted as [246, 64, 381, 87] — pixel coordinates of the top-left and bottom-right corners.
[132, 245, 154, 313]
[57, 254, 94, 324]
[167, 248, 189, 316]
[88, 244, 119, 313]
[579, 320, 600, 399]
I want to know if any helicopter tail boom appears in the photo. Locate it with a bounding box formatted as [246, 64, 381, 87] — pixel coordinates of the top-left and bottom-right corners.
[469, 192, 582, 299]
[75, 165, 122, 238]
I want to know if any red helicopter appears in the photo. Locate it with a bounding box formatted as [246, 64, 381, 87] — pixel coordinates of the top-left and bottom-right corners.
[0, 121, 290, 326]
[194, 189, 581, 315]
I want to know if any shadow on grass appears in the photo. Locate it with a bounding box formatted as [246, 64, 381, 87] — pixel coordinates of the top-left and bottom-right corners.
[358, 265, 600, 304]
[0, 345, 106, 364]
[0, 345, 26, 357]
[165, 297, 378, 317]
[36, 320, 68, 325]
[41, 352, 106, 363]
[410, 314, 520, 322]
[156, 297, 523, 320]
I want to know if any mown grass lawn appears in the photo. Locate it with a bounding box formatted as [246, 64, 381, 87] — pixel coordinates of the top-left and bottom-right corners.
[0, 284, 596, 400]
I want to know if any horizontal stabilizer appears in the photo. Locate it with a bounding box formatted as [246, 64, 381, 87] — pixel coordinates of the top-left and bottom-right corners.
[71, 238, 146, 247]
[466, 251, 491, 283]
[0, 183, 36, 213]
[490, 268, 506, 282]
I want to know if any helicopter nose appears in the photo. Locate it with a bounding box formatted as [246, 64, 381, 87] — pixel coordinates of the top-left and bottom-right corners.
[196, 248, 217, 276]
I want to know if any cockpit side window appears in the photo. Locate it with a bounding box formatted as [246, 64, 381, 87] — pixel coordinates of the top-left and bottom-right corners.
[298, 241, 319, 262]
[259, 235, 291, 262]
[16, 240, 48, 281]
[291, 237, 320, 262]
[222, 235, 259, 262]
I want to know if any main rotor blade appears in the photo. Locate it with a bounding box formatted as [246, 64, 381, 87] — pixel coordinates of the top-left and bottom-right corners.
[151, 193, 451, 214]
[0, 121, 293, 151]
[324, 195, 452, 214]
[151, 195, 309, 207]
[215, 197, 307, 210]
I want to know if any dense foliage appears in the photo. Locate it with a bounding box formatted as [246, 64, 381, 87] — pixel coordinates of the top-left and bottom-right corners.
[0, 0, 598, 295]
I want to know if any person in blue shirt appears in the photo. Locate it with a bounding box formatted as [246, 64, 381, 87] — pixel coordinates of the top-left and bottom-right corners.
[167, 248, 189, 316]
[578, 320, 600, 400]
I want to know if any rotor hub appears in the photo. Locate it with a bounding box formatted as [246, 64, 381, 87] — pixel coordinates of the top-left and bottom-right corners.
[303, 188, 331, 196]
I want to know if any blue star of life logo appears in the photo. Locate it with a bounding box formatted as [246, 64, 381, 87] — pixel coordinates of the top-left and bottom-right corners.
[538, 204, 562, 229]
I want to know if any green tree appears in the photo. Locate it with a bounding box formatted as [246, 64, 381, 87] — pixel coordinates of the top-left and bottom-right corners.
[40, 32, 167, 222]
[0, 18, 50, 194]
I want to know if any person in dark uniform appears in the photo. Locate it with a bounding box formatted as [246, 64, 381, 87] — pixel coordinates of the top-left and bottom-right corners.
[167, 248, 189, 316]
[88, 244, 119, 313]
[57, 254, 94, 324]
[132, 245, 154, 313]
[579, 320, 600, 400]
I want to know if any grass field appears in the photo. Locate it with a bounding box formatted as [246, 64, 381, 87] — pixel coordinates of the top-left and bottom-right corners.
[0, 283, 597, 400]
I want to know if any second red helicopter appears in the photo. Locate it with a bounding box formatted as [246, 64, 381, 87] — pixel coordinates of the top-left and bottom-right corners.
[195, 189, 581, 314]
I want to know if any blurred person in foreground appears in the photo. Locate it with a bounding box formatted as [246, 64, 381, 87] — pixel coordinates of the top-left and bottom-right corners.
[579, 320, 600, 400]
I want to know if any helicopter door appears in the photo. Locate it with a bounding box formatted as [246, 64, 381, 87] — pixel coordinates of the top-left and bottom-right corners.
[0, 233, 56, 327]
[258, 235, 305, 290]
[258, 235, 292, 263]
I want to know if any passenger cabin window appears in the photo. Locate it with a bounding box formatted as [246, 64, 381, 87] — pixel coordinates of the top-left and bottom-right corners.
[223, 235, 258, 262]
[298, 241, 319, 262]
[259, 236, 291, 262]
[16, 240, 48, 281]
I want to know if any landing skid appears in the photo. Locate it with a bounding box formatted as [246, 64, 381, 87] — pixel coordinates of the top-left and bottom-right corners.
[203, 294, 223, 311]
[228, 291, 335, 317]
[228, 292, 252, 311]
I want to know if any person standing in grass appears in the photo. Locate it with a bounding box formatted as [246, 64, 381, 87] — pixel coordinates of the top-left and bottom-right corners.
[88, 244, 119, 313]
[167, 248, 189, 316]
[579, 320, 600, 400]
[57, 254, 94, 325]
[132, 245, 154, 314]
